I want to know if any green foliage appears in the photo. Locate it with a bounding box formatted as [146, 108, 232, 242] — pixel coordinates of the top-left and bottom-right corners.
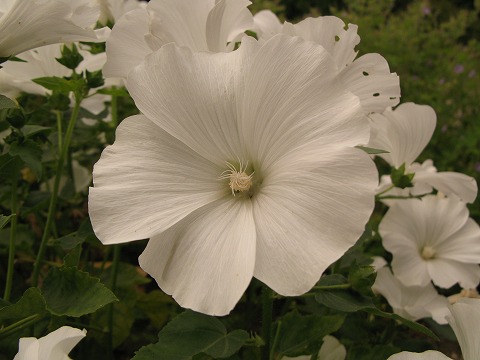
[133, 311, 249, 360]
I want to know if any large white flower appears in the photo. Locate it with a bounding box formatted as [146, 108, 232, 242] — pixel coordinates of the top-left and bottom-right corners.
[252, 11, 400, 114]
[379, 195, 480, 289]
[387, 298, 480, 360]
[13, 326, 86, 360]
[89, 35, 379, 315]
[0, 0, 105, 58]
[372, 266, 449, 324]
[103, 0, 254, 79]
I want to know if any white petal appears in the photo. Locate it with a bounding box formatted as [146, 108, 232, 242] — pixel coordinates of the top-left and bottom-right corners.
[436, 218, 480, 263]
[339, 53, 400, 113]
[427, 260, 480, 289]
[415, 171, 477, 203]
[0, 0, 101, 57]
[369, 103, 437, 168]
[447, 298, 480, 360]
[318, 335, 347, 360]
[139, 198, 256, 316]
[89, 115, 224, 244]
[127, 40, 257, 163]
[103, 8, 152, 79]
[252, 10, 282, 41]
[252, 147, 377, 295]
[387, 351, 452, 360]
[206, 0, 253, 52]
[14, 338, 39, 360]
[239, 34, 369, 171]
[38, 326, 86, 360]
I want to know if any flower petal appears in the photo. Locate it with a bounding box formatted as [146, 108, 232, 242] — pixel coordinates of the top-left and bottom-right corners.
[239, 34, 369, 171]
[415, 170, 478, 203]
[89, 115, 224, 244]
[139, 198, 256, 316]
[103, 8, 152, 79]
[252, 147, 376, 295]
[387, 351, 452, 360]
[127, 39, 258, 164]
[339, 53, 400, 113]
[252, 10, 282, 41]
[447, 298, 480, 360]
[38, 326, 86, 360]
[14, 338, 39, 360]
[427, 259, 480, 289]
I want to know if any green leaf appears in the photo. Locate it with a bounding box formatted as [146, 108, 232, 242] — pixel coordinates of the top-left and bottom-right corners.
[317, 274, 349, 287]
[0, 95, 17, 110]
[391, 163, 415, 189]
[348, 264, 376, 296]
[42, 267, 118, 317]
[273, 311, 345, 357]
[0, 214, 14, 230]
[136, 290, 174, 329]
[101, 262, 150, 289]
[63, 244, 82, 267]
[315, 289, 375, 312]
[22, 125, 51, 138]
[8, 140, 42, 177]
[91, 301, 134, 348]
[32, 76, 84, 93]
[97, 87, 130, 97]
[0, 288, 47, 325]
[133, 311, 249, 360]
[355, 145, 389, 154]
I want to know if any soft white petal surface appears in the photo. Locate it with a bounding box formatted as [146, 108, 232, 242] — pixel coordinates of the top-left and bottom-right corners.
[415, 170, 477, 203]
[447, 298, 480, 360]
[387, 351, 452, 360]
[318, 335, 347, 360]
[368, 103, 436, 168]
[89, 115, 224, 244]
[252, 10, 282, 40]
[139, 198, 256, 316]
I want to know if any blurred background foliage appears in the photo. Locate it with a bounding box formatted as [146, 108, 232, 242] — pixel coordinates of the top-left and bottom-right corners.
[251, 0, 480, 218]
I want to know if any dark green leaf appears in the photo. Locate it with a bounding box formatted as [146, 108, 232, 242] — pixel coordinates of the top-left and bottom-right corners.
[317, 274, 349, 287]
[22, 125, 51, 138]
[56, 44, 84, 70]
[63, 243, 82, 267]
[0, 95, 17, 110]
[97, 87, 130, 97]
[0, 288, 47, 324]
[32, 76, 84, 93]
[42, 266, 118, 317]
[273, 311, 345, 357]
[391, 164, 415, 189]
[0, 214, 14, 230]
[348, 264, 376, 296]
[133, 311, 249, 360]
[9, 140, 42, 177]
[315, 289, 375, 312]
[355, 145, 389, 154]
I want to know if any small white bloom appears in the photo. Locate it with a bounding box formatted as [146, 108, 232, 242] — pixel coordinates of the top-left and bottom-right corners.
[0, 0, 105, 58]
[387, 350, 452, 360]
[373, 266, 450, 324]
[89, 35, 379, 315]
[283, 335, 346, 360]
[253, 11, 400, 114]
[103, 0, 254, 79]
[13, 326, 86, 360]
[380, 195, 480, 289]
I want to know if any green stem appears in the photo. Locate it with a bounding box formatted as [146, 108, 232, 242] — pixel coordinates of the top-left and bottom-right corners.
[107, 245, 121, 359]
[32, 99, 82, 287]
[269, 320, 282, 360]
[261, 286, 273, 360]
[375, 184, 395, 198]
[4, 179, 18, 301]
[313, 284, 351, 290]
[0, 314, 44, 340]
[55, 110, 63, 153]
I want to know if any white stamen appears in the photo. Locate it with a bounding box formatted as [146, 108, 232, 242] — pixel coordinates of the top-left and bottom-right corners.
[219, 161, 254, 196]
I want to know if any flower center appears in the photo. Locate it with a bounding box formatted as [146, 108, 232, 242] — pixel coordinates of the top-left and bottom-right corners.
[421, 246, 436, 260]
[219, 161, 254, 196]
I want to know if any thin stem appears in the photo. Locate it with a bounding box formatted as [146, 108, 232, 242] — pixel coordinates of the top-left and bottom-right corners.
[107, 245, 121, 359]
[375, 184, 395, 198]
[32, 99, 82, 287]
[4, 179, 18, 301]
[312, 284, 351, 290]
[261, 286, 273, 360]
[55, 110, 63, 153]
[377, 194, 424, 200]
[0, 314, 44, 340]
[269, 320, 282, 360]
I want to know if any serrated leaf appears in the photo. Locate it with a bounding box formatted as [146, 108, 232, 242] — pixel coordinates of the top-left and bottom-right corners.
[8, 140, 42, 177]
[42, 266, 118, 317]
[0, 95, 17, 109]
[97, 87, 129, 97]
[273, 311, 345, 357]
[355, 145, 389, 154]
[0, 214, 14, 230]
[132, 311, 249, 360]
[32, 76, 84, 93]
[0, 288, 47, 324]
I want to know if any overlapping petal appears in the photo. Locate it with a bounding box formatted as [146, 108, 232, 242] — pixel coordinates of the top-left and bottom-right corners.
[447, 298, 480, 360]
[89, 115, 225, 244]
[139, 198, 256, 316]
[387, 351, 452, 360]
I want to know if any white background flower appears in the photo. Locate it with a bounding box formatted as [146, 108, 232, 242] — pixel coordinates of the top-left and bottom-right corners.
[89, 34, 379, 315]
[13, 326, 86, 360]
[380, 195, 480, 289]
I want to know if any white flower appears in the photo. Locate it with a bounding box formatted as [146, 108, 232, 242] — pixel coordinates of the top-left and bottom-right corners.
[103, 0, 254, 79]
[387, 298, 480, 360]
[89, 35, 379, 315]
[368, 102, 437, 169]
[376, 159, 477, 205]
[13, 326, 86, 360]
[252, 11, 400, 114]
[97, 0, 147, 24]
[0, 0, 105, 58]
[379, 195, 480, 289]
[283, 335, 346, 360]
[372, 266, 449, 324]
